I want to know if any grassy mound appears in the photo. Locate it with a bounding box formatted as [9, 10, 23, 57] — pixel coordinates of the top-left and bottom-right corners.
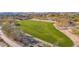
[16, 20, 73, 47]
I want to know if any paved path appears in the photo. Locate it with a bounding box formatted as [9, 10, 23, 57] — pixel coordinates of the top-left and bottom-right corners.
[30, 19, 55, 23]
[30, 19, 79, 46]
[0, 30, 22, 47]
[24, 33, 53, 47]
[54, 24, 79, 47]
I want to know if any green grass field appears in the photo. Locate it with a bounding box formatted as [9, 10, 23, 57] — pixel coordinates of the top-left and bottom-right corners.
[16, 20, 73, 47]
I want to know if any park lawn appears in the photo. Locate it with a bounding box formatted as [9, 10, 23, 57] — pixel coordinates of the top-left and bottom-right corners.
[16, 20, 73, 47]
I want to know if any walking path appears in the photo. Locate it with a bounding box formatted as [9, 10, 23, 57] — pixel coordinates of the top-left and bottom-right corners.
[24, 33, 53, 47]
[30, 19, 79, 46]
[0, 29, 22, 47]
[0, 19, 78, 47]
[30, 19, 55, 23]
[54, 24, 79, 47]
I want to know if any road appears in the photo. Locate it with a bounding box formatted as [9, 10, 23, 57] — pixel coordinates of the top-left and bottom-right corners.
[0, 28, 22, 47]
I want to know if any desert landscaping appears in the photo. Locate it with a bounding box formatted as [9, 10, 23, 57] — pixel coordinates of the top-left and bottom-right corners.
[0, 12, 78, 47]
